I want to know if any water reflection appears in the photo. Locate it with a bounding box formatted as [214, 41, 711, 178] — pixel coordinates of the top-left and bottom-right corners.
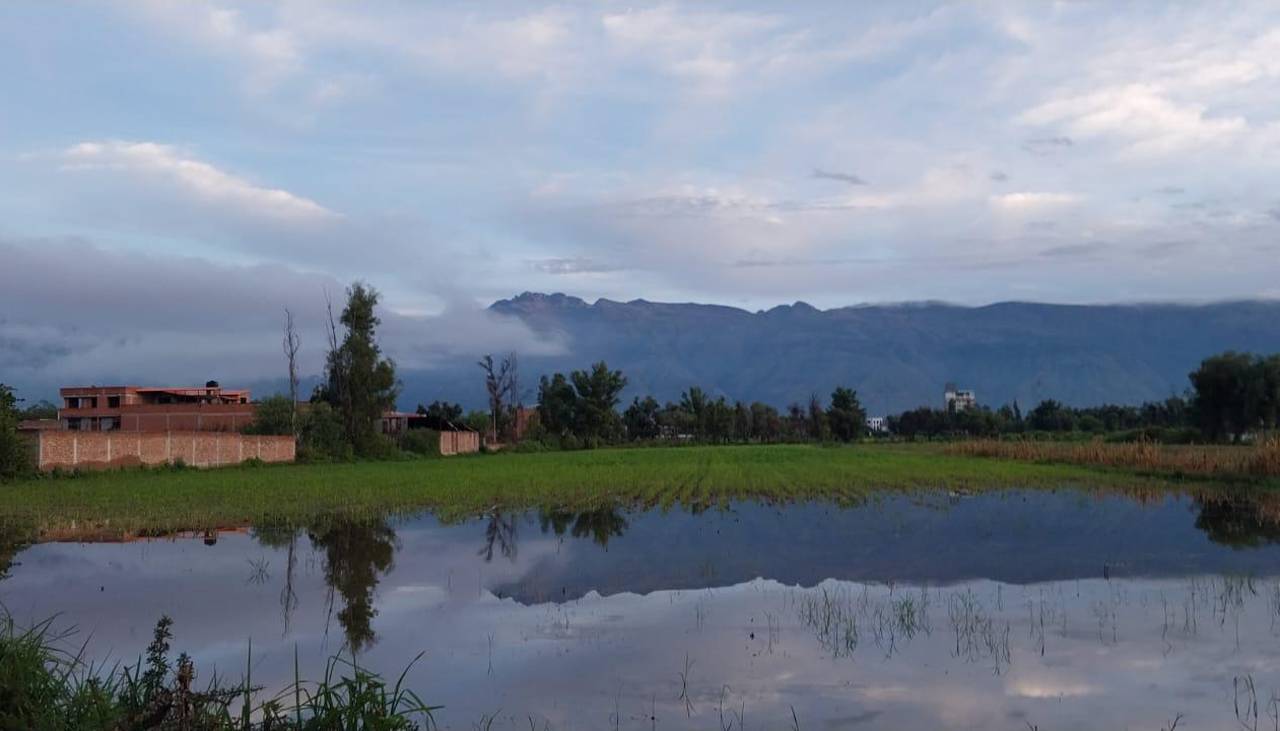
[306, 517, 397, 652]
[538, 507, 629, 549]
[6, 488, 1280, 728]
[478, 510, 519, 563]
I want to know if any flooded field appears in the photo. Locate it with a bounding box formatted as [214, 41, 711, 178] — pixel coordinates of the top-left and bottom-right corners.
[5, 488, 1280, 729]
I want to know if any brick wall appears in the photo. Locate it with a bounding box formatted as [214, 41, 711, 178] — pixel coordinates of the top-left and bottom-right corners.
[35, 431, 296, 471]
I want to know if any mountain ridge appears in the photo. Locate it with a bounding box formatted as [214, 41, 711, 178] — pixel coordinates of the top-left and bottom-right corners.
[376, 294, 1280, 415]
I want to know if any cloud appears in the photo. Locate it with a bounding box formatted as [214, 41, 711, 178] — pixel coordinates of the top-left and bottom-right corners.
[0, 237, 559, 399]
[1021, 136, 1073, 155]
[58, 141, 337, 223]
[134, 2, 302, 95]
[1019, 84, 1247, 157]
[1040, 243, 1103, 258]
[989, 171, 1009, 182]
[812, 168, 867, 185]
[527, 258, 624, 275]
[1268, 205, 1280, 222]
[989, 192, 1081, 212]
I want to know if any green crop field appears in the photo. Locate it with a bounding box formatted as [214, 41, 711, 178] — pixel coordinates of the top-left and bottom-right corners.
[0, 443, 1215, 537]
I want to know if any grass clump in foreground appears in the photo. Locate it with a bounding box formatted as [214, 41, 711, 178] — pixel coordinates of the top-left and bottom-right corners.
[0, 444, 1188, 539]
[0, 611, 438, 730]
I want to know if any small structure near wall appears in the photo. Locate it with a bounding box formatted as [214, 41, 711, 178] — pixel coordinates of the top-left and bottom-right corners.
[865, 416, 888, 433]
[379, 410, 480, 455]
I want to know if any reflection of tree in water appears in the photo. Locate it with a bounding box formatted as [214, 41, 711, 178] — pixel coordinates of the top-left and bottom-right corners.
[1195, 494, 1280, 548]
[306, 516, 398, 653]
[0, 523, 31, 581]
[538, 507, 629, 549]
[252, 521, 302, 637]
[479, 510, 518, 562]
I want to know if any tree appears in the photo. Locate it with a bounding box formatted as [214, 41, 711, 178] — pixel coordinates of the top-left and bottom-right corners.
[623, 396, 661, 441]
[478, 353, 517, 441]
[679, 387, 710, 440]
[243, 394, 295, 436]
[1190, 352, 1255, 441]
[322, 283, 400, 456]
[416, 400, 463, 428]
[807, 394, 830, 441]
[537, 373, 577, 438]
[1028, 399, 1076, 432]
[0, 384, 32, 480]
[827, 387, 867, 442]
[282, 307, 301, 438]
[570, 361, 627, 445]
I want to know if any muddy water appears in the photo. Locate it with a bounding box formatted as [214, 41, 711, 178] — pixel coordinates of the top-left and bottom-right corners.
[4, 488, 1280, 729]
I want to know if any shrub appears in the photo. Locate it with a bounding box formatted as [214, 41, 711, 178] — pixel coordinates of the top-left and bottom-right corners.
[298, 403, 351, 463]
[398, 429, 441, 457]
[0, 385, 32, 481]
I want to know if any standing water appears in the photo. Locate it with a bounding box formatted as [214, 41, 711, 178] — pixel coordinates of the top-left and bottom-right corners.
[4, 487, 1280, 729]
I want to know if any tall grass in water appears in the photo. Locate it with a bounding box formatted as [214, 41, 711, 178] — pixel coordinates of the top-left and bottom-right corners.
[0, 611, 439, 730]
[947, 437, 1280, 480]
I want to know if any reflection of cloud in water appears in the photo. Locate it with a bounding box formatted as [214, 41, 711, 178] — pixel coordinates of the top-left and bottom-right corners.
[6, 497, 1280, 729]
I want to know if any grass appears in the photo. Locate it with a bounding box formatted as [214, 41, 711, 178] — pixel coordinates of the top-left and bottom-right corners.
[0, 612, 439, 730]
[0, 443, 1196, 538]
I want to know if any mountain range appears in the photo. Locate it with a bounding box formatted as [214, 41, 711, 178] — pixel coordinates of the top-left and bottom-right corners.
[389, 293, 1280, 416]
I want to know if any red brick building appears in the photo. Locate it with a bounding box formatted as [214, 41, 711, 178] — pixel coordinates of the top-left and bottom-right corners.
[58, 384, 256, 432]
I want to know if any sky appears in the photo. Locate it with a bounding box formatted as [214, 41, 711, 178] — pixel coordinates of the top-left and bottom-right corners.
[2, 1, 1280, 395]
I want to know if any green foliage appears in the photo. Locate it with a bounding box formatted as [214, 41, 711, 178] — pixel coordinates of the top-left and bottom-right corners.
[0, 384, 33, 481]
[0, 612, 439, 730]
[537, 373, 577, 438]
[242, 394, 296, 436]
[827, 387, 867, 442]
[535, 362, 627, 447]
[415, 400, 462, 425]
[623, 396, 661, 441]
[1190, 352, 1280, 441]
[321, 282, 401, 458]
[463, 410, 490, 434]
[570, 362, 627, 445]
[298, 403, 352, 463]
[398, 429, 441, 457]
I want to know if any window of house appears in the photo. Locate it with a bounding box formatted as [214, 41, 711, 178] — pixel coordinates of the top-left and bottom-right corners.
[88, 397, 98, 408]
[107, 396, 120, 408]
[65, 397, 78, 409]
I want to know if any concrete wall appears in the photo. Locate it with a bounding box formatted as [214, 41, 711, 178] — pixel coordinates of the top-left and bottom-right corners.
[439, 430, 480, 456]
[35, 431, 295, 471]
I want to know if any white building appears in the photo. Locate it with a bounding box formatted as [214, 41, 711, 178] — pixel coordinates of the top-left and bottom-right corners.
[944, 383, 977, 412]
[865, 416, 887, 433]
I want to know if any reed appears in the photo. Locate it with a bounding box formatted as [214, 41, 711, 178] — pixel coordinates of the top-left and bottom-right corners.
[0, 611, 439, 730]
[945, 437, 1280, 481]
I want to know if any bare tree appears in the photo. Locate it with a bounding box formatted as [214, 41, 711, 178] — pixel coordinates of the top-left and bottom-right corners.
[478, 353, 516, 442]
[282, 307, 301, 437]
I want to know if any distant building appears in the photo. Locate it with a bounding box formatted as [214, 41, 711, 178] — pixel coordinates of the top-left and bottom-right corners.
[58, 383, 255, 432]
[28, 382, 295, 471]
[865, 416, 887, 433]
[944, 383, 977, 412]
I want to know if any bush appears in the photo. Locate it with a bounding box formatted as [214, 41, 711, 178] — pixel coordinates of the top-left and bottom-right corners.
[0, 385, 32, 481]
[398, 429, 441, 457]
[298, 403, 352, 463]
[241, 394, 295, 436]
